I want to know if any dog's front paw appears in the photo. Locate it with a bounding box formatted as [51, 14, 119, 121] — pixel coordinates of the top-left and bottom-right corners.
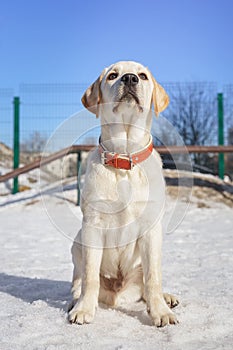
[68, 299, 96, 324]
[152, 310, 178, 327]
[148, 298, 179, 327]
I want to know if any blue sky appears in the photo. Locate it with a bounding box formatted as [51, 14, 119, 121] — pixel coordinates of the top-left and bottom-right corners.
[0, 0, 233, 92]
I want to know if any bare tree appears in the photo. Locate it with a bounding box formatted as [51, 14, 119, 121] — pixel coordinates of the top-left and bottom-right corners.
[163, 82, 217, 166]
[21, 131, 47, 153]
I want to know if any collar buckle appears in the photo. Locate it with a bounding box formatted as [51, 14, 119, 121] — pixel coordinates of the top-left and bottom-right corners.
[99, 135, 153, 170]
[101, 151, 108, 166]
[129, 156, 134, 170]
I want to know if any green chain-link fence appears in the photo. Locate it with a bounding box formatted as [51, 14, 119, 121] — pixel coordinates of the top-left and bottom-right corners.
[0, 82, 233, 195]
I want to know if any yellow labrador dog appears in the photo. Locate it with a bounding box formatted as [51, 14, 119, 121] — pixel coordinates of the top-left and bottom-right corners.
[68, 61, 179, 327]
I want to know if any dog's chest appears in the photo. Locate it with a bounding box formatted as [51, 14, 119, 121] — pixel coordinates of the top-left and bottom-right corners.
[100, 243, 141, 278]
[80, 149, 165, 247]
[82, 149, 154, 205]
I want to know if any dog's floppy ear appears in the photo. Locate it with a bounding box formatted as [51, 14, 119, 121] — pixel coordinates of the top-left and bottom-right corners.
[81, 69, 106, 117]
[151, 76, 169, 117]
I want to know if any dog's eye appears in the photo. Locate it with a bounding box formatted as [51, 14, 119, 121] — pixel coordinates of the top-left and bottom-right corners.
[139, 73, 148, 80]
[108, 73, 118, 80]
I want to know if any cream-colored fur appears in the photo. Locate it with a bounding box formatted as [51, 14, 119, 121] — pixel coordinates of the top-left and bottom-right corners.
[68, 61, 179, 327]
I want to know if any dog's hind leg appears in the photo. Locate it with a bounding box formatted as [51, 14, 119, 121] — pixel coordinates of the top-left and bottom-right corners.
[163, 293, 179, 309]
[142, 291, 179, 309]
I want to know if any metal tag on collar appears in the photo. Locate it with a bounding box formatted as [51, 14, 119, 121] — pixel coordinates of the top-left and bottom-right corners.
[101, 151, 108, 165]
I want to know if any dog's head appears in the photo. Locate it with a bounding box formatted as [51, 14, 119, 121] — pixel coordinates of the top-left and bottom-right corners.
[82, 61, 169, 117]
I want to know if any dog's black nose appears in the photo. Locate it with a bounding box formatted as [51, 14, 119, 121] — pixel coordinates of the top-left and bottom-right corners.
[121, 73, 139, 86]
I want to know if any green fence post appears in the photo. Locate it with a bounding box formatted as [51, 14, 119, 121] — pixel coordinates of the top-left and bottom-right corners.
[218, 93, 224, 180]
[12, 97, 20, 194]
[77, 151, 82, 205]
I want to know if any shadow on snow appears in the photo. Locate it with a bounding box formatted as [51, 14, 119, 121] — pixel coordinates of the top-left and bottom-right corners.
[0, 272, 71, 311]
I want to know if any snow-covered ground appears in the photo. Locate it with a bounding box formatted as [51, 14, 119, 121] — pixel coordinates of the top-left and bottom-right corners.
[0, 179, 233, 350]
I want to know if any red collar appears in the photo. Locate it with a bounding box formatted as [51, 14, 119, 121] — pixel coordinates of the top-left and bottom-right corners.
[99, 136, 153, 170]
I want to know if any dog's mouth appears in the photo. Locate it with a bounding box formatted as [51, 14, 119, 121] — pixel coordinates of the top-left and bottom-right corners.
[113, 89, 143, 113]
[120, 90, 140, 104]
